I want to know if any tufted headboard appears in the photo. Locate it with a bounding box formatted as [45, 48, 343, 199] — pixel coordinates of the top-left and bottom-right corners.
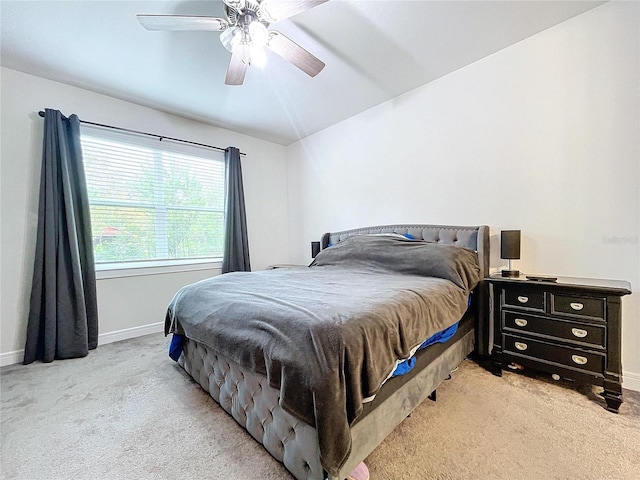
[320, 224, 490, 356]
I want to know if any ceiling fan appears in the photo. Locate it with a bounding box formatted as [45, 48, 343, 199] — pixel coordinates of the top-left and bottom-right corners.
[137, 0, 328, 86]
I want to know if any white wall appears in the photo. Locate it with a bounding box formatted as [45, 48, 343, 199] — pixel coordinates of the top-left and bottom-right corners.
[0, 67, 289, 364]
[287, 2, 640, 390]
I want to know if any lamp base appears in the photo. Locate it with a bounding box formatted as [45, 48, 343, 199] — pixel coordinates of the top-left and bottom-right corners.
[501, 269, 520, 278]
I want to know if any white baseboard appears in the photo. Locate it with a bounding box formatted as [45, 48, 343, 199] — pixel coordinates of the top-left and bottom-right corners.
[97, 321, 163, 346]
[0, 321, 164, 367]
[623, 370, 640, 392]
[0, 350, 25, 367]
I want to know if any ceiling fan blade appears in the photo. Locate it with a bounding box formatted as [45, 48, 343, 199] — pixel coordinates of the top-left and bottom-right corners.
[267, 31, 325, 77]
[260, 0, 329, 22]
[225, 45, 249, 85]
[137, 15, 228, 31]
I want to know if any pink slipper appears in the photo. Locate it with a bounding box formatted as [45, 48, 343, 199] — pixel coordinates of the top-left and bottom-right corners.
[346, 462, 370, 480]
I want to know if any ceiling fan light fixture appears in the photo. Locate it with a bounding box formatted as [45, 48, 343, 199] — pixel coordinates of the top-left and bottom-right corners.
[249, 44, 266, 67]
[220, 25, 242, 52]
[248, 21, 269, 48]
[137, 0, 329, 86]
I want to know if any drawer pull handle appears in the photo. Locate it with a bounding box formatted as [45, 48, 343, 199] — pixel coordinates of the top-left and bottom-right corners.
[514, 342, 528, 351]
[514, 318, 528, 327]
[572, 355, 588, 365]
[570, 302, 584, 311]
[571, 328, 588, 338]
[517, 296, 529, 304]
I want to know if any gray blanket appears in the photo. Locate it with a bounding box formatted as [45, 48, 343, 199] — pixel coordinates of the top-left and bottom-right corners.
[165, 235, 480, 475]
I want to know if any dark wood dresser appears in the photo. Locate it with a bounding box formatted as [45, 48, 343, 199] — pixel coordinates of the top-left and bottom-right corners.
[487, 273, 631, 413]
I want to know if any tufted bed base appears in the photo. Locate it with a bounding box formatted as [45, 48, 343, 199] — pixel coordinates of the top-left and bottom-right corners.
[178, 328, 475, 480]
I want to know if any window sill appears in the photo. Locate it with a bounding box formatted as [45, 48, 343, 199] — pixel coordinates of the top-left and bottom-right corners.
[96, 259, 222, 280]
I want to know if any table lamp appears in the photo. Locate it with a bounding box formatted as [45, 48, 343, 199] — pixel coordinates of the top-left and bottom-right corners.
[311, 241, 320, 258]
[501, 230, 521, 277]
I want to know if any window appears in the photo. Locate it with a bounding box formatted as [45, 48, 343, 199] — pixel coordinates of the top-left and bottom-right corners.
[80, 125, 226, 270]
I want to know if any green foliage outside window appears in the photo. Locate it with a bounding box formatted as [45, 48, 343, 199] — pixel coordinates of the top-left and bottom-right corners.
[82, 132, 225, 265]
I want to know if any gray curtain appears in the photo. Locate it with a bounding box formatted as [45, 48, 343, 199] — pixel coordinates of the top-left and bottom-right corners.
[24, 109, 98, 364]
[222, 146, 251, 273]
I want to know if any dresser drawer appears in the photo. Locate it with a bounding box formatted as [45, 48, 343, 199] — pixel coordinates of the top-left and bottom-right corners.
[503, 312, 605, 349]
[503, 334, 604, 375]
[502, 288, 545, 312]
[551, 294, 605, 320]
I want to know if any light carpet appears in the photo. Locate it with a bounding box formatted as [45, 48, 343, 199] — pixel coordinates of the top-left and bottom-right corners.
[1, 333, 639, 480]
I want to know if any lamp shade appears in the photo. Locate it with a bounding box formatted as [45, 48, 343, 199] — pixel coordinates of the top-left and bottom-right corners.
[500, 230, 521, 260]
[311, 241, 321, 258]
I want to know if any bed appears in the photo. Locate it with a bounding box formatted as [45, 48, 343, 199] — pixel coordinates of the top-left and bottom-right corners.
[166, 224, 490, 479]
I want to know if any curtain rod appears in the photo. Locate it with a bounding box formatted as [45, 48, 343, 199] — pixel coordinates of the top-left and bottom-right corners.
[38, 110, 246, 156]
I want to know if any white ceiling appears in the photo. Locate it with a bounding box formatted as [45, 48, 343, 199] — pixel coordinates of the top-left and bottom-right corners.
[1, 0, 604, 145]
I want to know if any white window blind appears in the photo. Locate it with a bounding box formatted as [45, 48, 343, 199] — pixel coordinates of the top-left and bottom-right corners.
[80, 125, 226, 267]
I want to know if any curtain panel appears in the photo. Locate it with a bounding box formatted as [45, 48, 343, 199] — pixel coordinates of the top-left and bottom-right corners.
[24, 109, 99, 364]
[222, 146, 251, 273]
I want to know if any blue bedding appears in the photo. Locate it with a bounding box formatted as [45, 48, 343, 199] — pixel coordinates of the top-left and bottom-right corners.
[391, 321, 459, 377]
[169, 333, 184, 361]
